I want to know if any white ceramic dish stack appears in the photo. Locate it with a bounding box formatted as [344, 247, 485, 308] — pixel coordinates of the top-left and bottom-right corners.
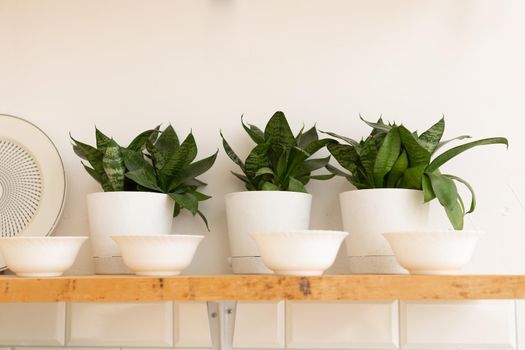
[0, 236, 87, 277]
[251, 230, 348, 276]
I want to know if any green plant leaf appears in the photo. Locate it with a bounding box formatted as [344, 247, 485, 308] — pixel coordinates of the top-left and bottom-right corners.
[399, 165, 426, 189]
[321, 130, 360, 148]
[241, 115, 265, 144]
[327, 143, 359, 174]
[435, 135, 471, 151]
[176, 150, 218, 186]
[128, 127, 161, 151]
[255, 167, 275, 177]
[262, 182, 280, 191]
[96, 128, 112, 152]
[125, 167, 161, 192]
[245, 143, 270, 178]
[275, 149, 290, 179]
[325, 164, 351, 177]
[120, 148, 148, 172]
[418, 117, 445, 153]
[360, 115, 392, 133]
[231, 171, 251, 185]
[427, 137, 508, 173]
[386, 150, 408, 188]
[161, 132, 197, 176]
[304, 138, 335, 156]
[102, 140, 125, 191]
[220, 131, 245, 170]
[445, 174, 476, 214]
[360, 137, 378, 187]
[264, 111, 296, 149]
[306, 174, 336, 181]
[296, 156, 331, 177]
[283, 147, 310, 180]
[82, 163, 112, 191]
[169, 192, 198, 215]
[190, 189, 211, 202]
[298, 126, 319, 150]
[70, 134, 104, 172]
[398, 125, 431, 167]
[155, 125, 180, 157]
[422, 173, 436, 202]
[373, 127, 401, 187]
[145, 140, 166, 169]
[445, 200, 464, 230]
[427, 173, 458, 208]
[197, 210, 210, 231]
[288, 177, 307, 192]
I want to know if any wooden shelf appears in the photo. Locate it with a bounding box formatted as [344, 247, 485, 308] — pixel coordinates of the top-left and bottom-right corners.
[1, 274, 525, 302]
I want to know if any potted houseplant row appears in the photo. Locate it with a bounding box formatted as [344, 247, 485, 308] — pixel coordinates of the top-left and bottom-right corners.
[221, 111, 337, 273]
[325, 116, 508, 274]
[71, 125, 216, 274]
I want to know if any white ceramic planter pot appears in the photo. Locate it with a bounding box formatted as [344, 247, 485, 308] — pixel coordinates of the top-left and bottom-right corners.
[225, 191, 312, 274]
[339, 189, 429, 274]
[87, 192, 174, 274]
[383, 230, 482, 275]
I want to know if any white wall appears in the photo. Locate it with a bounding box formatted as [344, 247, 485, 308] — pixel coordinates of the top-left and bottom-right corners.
[0, 0, 524, 276]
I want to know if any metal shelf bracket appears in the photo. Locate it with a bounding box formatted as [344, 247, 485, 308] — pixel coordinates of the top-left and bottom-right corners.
[207, 301, 237, 350]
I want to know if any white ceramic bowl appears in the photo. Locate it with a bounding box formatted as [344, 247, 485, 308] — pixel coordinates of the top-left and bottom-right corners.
[111, 235, 204, 276]
[250, 230, 348, 276]
[383, 230, 482, 275]
[0, 237, 87, 277]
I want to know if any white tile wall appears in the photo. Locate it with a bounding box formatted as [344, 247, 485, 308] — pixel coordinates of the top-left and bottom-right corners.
[174, 302, 213, 348]
[0, 303, 66, 346]
[233, 302, 285, 349]
[400, 301, 517, 350]
[286, 301, 399, 349]
[0, 301, 521, 350]
[68, 302, 173, 347]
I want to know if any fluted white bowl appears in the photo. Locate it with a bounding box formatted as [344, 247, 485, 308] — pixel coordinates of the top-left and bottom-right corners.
[251, 230, 348, 276]
[383, 230, 482, 275]
[0, 237, 87, 277]
[111, 235, 204, 276]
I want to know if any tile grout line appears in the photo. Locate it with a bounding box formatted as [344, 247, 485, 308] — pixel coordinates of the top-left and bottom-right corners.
[397, 300, 402, 350]
[515, 300, 519, 350]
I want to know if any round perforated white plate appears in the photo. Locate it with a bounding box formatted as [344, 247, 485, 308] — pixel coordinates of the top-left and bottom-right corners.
[0, 114, 66, 270]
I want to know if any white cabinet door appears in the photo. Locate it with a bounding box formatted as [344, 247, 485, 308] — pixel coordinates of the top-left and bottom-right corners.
[0, 303, 66, 346]
[233, 301, 285, 349]
[68, 302, 173, 347]
[400, 301, 516, 350]
[286, 301, 399, 349]
[174, 302, 213, 348]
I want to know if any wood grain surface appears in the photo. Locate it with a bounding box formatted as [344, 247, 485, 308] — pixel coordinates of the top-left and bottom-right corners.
[1, 275, 524, 302]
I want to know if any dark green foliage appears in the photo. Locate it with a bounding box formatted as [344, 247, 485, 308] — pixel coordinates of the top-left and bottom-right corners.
[221, 111, 335, 192]
[71, 125, 216, 229]
[325, 116, 508, 230]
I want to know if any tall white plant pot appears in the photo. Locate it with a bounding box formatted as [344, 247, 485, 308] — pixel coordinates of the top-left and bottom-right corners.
[225, 191, 312, 274]
[340, 189, 429, 274]
[87, 192, 174, 274]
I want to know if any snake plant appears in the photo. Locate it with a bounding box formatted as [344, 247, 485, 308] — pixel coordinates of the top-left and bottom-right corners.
[325, 116, 508, 230]
[221, 111, 335, 192]
[71, 125, 217, 228]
